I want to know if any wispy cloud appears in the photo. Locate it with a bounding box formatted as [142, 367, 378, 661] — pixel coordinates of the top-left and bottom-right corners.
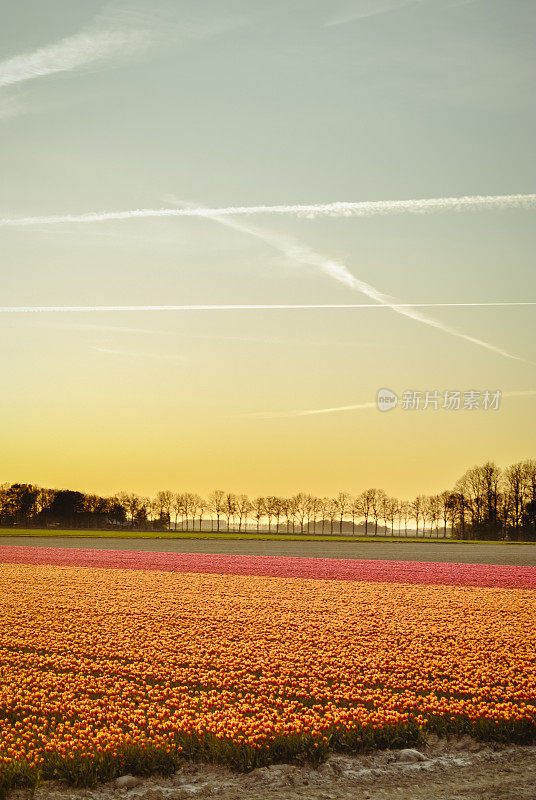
[0, 93, 28, 119]
[327, 0, 426, 26]
[93, 345, 186, 361]
[0, 1, 245, 104]
[175, 201, 528, 363]
[15, 319, 382, 349]
[36, 322, 170, 335]
[325, 0, 475, 27]
[503, 390, 536, 398]
[0, 12, 154, 91]
[1, 193, 534, 227]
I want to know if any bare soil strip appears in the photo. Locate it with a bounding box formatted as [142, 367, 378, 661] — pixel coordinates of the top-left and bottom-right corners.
[0, 536, 535, 565]
[9, 736, 536, 800]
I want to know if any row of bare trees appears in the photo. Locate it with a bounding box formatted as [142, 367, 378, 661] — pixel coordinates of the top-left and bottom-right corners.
[1, 459, 535, 539]
[149, 489, 450, 537]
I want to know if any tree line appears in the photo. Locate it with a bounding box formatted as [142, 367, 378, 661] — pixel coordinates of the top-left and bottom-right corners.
[0, 459, 535, 540]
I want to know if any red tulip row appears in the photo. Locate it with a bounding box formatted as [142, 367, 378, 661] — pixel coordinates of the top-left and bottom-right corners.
[0, 545, 535, 588]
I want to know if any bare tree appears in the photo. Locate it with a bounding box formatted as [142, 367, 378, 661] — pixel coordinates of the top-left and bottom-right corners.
[121, 492, 142, 528]
[208, 490, 225, 532]
[370, 489, 386, 536]
[187, 494, 203, 532]
[350, 496, 360, 535]
[456, 462, 501, 538]
[438, 491, 454, 538]
[421, 497, 432, 537]
[281, 497, 293, 533]
[455, 467, 485, 532]
[174, 493, 185, 531]
[174, 493, 189, 530]
[428, 495, 441, 538]
[318, 497, 331, 534]
[224, 493, 237, 531]
[137, 496, 150, 530]
[333, 492, 351, 534]
[251, 496, 265, 533]
[195, 495, 207, 531]
[399, 500, 410, 536]
[505, 462, 524, 538]
[235, 494, 252, 533]
[308, 496, 323, 534]
[358, 490, 375, 536]
[156, 490, 173, 530]
[385, 497, 398, 536]
[293, 493, 310, 534]
[263, 496, 282, 533]
[273, 497, 284, 534]
[264, 496, 279, 533]
[326, 498, 338, 535]
[522, 459, 536, 534]
[411, 495, 426, 536]
[482, 462, 501, 534]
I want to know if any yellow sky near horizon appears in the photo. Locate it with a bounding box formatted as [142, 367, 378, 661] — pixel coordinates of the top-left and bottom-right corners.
[1, 303, 534, 501]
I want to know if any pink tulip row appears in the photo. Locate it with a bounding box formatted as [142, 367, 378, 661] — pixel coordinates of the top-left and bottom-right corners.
[0, 545, 534, 588]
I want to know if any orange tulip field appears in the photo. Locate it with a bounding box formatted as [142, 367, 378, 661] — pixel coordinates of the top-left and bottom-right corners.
[0, 553, 535, 796]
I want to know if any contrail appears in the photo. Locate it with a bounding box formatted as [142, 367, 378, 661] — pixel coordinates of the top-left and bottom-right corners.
[254, 390, 536, 419]
[2, 192, 532, 361]
[252, 402, 377, 419]
[180, 202, 529, 363]
[0, 193, 535, 227]
[0, 303, 534, 313]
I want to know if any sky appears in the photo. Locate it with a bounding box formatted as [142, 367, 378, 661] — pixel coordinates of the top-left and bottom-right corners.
[0, 0, 534, 500]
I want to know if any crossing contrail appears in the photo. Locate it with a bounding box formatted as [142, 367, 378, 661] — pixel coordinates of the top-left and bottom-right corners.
[0, 302, 534, 313]
[179, 202, 529, 363]
[3, 192, 533, 362]
[0, 193, 534, 227]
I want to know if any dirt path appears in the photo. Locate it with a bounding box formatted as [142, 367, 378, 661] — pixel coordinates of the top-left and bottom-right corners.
[0, 536, 535, 565]
[10, 736, 536, 800]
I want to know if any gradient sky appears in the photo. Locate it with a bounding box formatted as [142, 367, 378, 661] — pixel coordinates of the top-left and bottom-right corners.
[0, 0, 534, 500]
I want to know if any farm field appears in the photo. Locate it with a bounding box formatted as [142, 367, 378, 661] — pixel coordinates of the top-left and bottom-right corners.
[0, 547, 535, 799]
[2, 529, 534, 546]
[0, 536, 535, 565]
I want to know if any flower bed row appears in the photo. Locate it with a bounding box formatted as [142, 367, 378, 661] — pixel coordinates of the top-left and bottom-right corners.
[0, 562, 535, 796]
[0, 545, 535, 588]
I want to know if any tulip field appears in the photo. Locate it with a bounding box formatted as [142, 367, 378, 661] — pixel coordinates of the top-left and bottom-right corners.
[0, 547, 535, 797]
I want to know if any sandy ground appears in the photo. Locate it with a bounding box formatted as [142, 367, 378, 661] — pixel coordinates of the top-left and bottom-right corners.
[0, 536, 535, 565]
[9, 736, 536, 800]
